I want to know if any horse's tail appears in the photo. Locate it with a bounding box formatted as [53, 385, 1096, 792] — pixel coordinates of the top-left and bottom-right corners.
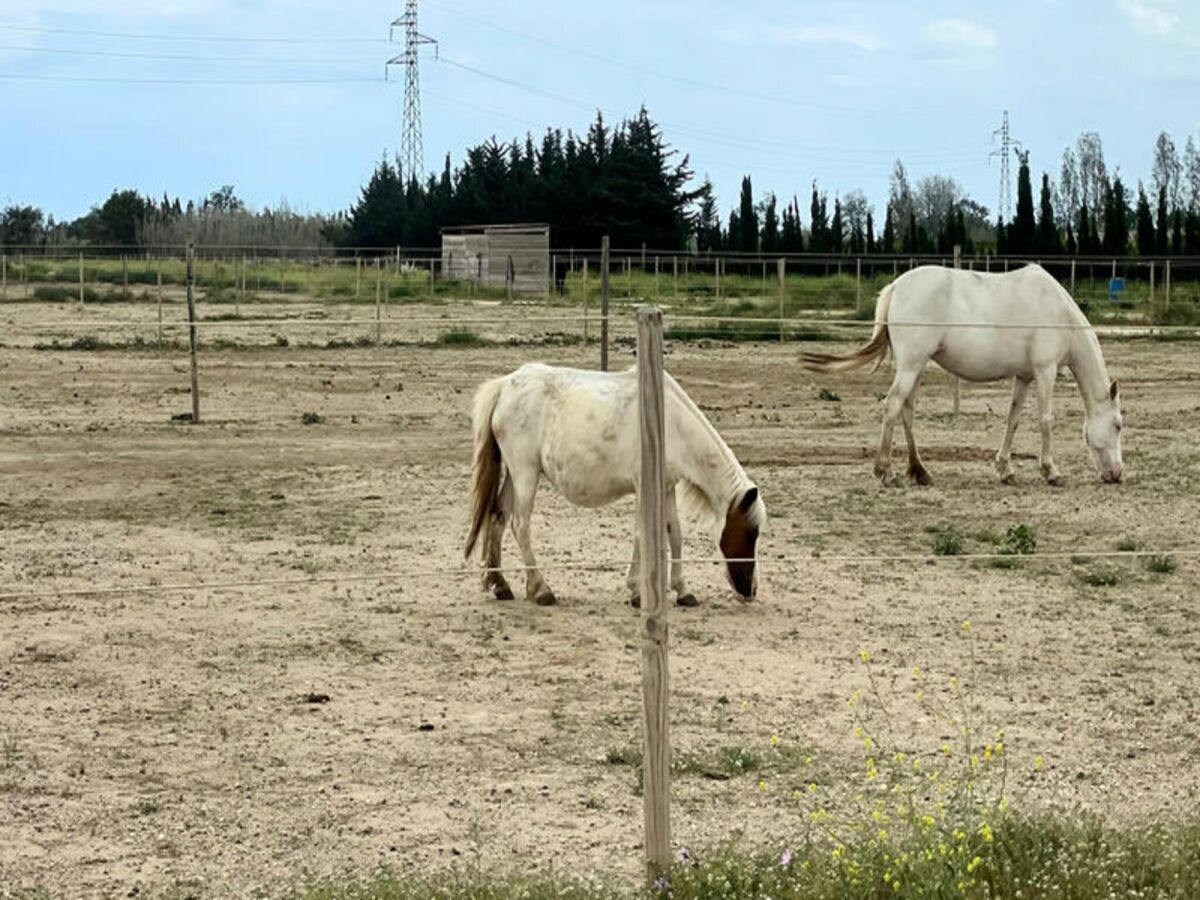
[464, 375, 506, 560]
[801, 281, 895, 373]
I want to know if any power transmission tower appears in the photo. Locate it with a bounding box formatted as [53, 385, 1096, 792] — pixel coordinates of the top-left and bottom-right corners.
[387, 1, 437, 185]
[989, 110, 1023, 222]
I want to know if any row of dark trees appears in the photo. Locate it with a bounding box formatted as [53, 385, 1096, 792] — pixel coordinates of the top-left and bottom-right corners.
[5, 108, 1200, 256]
[998, 149, 1200, 256]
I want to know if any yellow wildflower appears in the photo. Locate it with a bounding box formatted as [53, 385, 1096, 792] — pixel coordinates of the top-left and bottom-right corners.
[967, 855, 983, 873]
[1035, 755, 1044, 771]
[769, 734, 780, 748]
[860, 649, 871, 664]
[962, 620, 971, 633]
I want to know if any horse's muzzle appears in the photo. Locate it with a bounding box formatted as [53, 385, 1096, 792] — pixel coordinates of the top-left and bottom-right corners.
[1101, 465, 1124, 484]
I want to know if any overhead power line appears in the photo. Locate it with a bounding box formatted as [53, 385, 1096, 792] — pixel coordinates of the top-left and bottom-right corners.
[0, 43, 379, 64]
[0, 22, 386, 43]
[0, 72, 381, 85]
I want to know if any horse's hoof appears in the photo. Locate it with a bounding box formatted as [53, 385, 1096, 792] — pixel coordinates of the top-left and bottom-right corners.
[493, 584, 515, 601]
[1046, 475, 1066, 488]
[534, 590, 557, 606]
[1000, 473, 1017, 486]
[676, 593, 699, 608]
[628, 594, 641, 609]
[908, 466, 932, 486]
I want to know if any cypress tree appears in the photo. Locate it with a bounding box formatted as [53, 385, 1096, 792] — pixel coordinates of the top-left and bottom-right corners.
[1037, 173, 1060, 253]
[727, 210, 741, 254]
[881, 204, 895, 254]
[1065, 223, 1077, 255]
[761, 193, 779, 253]
[809, 183, 828, 252]
[866, 210, 876, 254]
[1011, 152, 1036, 253]
[1171, 209, 1183, 255]
[1134, 184, 1154, 256]
[738, 176, 758, 252]
[1155, 185, 1169, 254]
[995, 215, 1008, 255]
[1103, 177, 1130, 256]
[904, 212, 918, 253]
[830, 198, 844, 254]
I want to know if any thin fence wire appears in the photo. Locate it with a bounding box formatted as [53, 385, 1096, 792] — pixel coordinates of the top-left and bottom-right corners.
[2, 548, 1195, 603]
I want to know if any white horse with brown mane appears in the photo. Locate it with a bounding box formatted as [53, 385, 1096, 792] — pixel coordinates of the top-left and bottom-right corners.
[465, 363, 766, 606]
[804, 265, 1124, 486]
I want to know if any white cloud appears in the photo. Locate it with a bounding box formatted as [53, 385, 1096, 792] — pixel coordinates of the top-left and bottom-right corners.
[762, 25, 883, 53]
[924, 18, 997, 50]
[1118, 0, 1180, 36]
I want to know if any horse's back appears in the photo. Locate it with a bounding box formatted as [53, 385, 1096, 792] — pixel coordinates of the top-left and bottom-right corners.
[888, 265, 1083, 381]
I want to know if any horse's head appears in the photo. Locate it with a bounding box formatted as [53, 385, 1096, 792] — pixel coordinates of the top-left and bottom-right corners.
[1084, 380, 1124, 484]
[719, 486, 764, 599]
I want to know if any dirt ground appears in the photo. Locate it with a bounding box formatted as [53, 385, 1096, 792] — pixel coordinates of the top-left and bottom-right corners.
[2, 299, 1200, 897]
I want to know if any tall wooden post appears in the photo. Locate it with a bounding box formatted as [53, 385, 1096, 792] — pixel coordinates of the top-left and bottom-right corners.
[777, 257, 786, 342]
[715, 257, 721, 299]
[600, 237, 611, 371]
[355, 256, 362, 300]
[641, 242, 647, 269]
[550, 252, 557, 305]
[582, 258, 589, 343]
[654, 255, 660, 299]
[1070, 258, 1076, 296]
[1165, 259, 1171, 311]
[626, 257, 633, 298]
[429, 258, 436, 300]
[1, 254, 6, 300]
[1149, 260, 1155, 307]
[78, 252, 84, 306]
[672, 255, 678, 299]
[951, 245, 962, 416]
[635, 304, 671, 878]
[185, 241, 200, 424]
[375, 259, 383, 345]
[855, 257, 862, 314]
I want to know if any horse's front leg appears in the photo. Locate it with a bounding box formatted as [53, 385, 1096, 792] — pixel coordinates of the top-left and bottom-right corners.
[665, 486, 698, 607]
[509, 471, 556, 605]
[1033, 366, 1064, 486]
[995, 377, 1030, 484]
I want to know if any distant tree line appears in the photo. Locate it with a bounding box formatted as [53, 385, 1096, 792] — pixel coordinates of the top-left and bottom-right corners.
[4, 110, 1200, 257]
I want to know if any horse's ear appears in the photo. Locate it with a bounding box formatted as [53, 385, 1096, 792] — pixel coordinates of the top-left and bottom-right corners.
[737, 486, 759, 514]
[1109, 379, 1119, 402]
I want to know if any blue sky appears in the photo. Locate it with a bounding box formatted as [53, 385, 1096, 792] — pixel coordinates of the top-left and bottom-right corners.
[2, 0, 1199, 223]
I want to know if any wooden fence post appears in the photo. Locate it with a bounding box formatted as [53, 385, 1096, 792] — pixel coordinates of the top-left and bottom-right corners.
[601, 237, 611, 371]
[78, 252, 84, 306]
[429, 257, 436, 300]
[641, 242, 647, 269]
[672, 255, 678, 300]
[185, 241, 200, 424]
[1, 253, 6, 300]
[550, 252, 557, 305]
[855, 257, 862, 315]
[635, 304, 671, 879]
[654, 255, 660, 299]
[777, 257, 786, 342]
[715, 256, 721, 299]
[1070, 258, 1076, 296]
[122, 255, 128, 297]
[355, 256, 362, 300]
[626, 256, 633, 298]
[1149, 260, 1155, 307]
[1165, 259, 1171, 311]
[582, 258, 589, 343]
[951, 245, 962, 416]
[375, 258, 383, 345]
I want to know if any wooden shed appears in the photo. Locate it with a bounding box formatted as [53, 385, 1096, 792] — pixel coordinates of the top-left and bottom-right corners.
[440, 223, 549, 297]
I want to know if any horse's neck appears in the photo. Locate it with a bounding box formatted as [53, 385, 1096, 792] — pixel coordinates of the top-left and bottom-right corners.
[1067, 329, 1111, 413]
[671, 388, 747, 510]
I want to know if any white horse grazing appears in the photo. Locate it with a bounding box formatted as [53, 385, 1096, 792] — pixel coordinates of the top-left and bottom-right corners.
[803, 265, 1124, 486]
[464, 363, 766, 606]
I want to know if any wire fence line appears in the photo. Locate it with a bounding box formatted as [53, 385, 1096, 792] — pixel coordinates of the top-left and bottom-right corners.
[2, 548, 1195, 603]
[6, 311, 1200, 334]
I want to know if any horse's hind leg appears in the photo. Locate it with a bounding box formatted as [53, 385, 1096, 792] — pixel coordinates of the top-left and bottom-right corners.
[508, 468, 556, 605]
[1033, 366, 1065, 486]
[482, 474, 515, 600]
[995, 378, 1030, 484]
[876, 365, 921, 484]
[901, 381, 931, 485]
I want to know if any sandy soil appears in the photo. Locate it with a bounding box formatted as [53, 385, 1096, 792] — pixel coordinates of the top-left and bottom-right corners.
[2, 300, 1200, 896]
